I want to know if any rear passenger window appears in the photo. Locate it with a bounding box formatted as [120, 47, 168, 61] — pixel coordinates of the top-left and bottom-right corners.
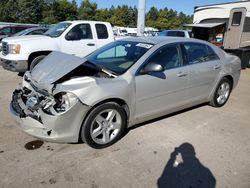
[207, 46, 220, 61]
[183, 43, 219, 64]
[95, 24, 108, 39]
[148, 45, 181, 70]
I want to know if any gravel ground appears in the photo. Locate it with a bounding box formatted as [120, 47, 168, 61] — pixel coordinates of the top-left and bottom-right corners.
[0, 67, 249, 188]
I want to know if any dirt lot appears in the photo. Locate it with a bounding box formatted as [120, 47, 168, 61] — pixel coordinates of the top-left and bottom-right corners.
[0, 67, 249, 188]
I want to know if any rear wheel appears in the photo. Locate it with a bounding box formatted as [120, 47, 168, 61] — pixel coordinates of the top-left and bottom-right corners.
[29, 55, 46, 70]
[210, 77, 232, 107]
[81, 102, 127, 149]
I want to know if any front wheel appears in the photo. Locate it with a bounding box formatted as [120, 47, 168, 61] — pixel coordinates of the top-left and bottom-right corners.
[210, 77, 232, 107]
[81, 102, 127, 149]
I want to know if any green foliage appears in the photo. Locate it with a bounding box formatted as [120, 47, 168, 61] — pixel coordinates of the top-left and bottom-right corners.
[0, 0, 193, 29]
[18, 0, 44, 23]
[78, 0, 97, 20]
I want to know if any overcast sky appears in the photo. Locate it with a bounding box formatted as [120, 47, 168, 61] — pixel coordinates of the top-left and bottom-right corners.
[76, 0, 237, 15]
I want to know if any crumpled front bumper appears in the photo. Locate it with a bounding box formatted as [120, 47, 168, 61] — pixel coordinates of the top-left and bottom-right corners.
[10, 89, 91, 143]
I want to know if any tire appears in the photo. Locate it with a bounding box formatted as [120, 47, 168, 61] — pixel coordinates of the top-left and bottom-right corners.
[29, 55, 46, 71]
[210, 77, 232, 107]
[81, 102, 127, 149]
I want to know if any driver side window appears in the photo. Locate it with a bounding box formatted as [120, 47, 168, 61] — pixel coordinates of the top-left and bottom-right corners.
[66, 24, 93, 41]
[147, 44, 181, 70]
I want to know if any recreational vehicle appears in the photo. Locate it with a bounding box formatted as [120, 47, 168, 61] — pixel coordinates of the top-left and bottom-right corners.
[185, 1, 250, 68]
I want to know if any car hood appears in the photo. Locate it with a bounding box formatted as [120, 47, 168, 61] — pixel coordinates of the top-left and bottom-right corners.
[30, 51, 87, 89]
[2, 35, 51, 43]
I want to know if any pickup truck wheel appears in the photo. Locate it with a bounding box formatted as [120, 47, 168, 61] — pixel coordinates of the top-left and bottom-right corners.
[29, 55, 46, 70]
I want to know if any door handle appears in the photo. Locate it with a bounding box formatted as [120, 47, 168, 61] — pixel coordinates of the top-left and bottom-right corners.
[214, 65, 221, 70]
[177, 72, 188, 77]
[87, 43, 95, 46]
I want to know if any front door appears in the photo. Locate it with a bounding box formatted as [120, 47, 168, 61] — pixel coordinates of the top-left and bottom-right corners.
[60, 23, 97, 57]
[135, 44, 189, 119]
[224, 8, 247, 49]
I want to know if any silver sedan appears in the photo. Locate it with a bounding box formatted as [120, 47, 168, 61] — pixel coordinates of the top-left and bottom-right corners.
[10, 37, 241, 148]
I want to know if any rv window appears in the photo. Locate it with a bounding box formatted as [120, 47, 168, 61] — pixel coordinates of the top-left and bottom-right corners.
[232, 12, 242, 26]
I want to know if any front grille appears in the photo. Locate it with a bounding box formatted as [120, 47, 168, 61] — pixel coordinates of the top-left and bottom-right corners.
[2, 42, 8, 55]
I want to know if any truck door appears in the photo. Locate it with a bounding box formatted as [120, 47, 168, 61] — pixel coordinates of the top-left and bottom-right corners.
[61, 23, 97, 57]
[94, 23, 112, 49]
[224, 8, 247, 49]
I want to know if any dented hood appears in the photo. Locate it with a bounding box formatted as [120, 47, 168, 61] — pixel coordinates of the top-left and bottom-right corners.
[31, 51, 87, 87]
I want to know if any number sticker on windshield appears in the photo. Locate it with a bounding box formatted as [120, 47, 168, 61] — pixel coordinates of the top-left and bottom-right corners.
[136, 43, 153, 49]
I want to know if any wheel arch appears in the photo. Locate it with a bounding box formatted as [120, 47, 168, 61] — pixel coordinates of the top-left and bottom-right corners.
[87, 98, 130, 122]
[78, 98, 130, 142]
[28, 51, 52, 68]
[223, 75, 234, 87]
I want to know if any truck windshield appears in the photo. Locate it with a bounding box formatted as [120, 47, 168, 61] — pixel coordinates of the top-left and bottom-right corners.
[44, 23, 71, 38]
[86, 40, 153, 75]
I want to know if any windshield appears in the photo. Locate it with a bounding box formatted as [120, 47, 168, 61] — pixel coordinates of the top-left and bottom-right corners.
[44, 22, 71, 38]
[13, 29, 30, 36]
[87, 40, 153, 75]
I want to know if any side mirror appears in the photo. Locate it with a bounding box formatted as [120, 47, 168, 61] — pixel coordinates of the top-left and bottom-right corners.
[65, 31, 81, 41]
[140, 62, 164, 74]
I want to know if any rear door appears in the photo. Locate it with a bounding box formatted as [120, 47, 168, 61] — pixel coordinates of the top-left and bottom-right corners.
[95, 23, 112, 48]
[224, 8, 247, 49]
[182, 42, 221, 101]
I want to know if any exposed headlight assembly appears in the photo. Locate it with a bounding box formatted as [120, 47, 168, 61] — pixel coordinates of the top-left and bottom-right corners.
[8, 44, 21, 54]
[52, 92, 79, 114]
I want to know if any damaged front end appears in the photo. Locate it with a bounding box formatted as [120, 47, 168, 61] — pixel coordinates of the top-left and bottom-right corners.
[10, 73, 91, 143]
[9, 51, 123, 143]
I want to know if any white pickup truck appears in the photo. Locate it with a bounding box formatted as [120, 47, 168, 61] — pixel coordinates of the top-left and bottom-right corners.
[0, 21, 114, 72]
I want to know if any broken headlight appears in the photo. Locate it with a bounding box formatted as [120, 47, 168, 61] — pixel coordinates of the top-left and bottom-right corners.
[54, 92, 78, 113]
[44, 92, 79, 115]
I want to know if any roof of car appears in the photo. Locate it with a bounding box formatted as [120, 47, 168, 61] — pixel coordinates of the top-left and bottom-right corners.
[120, 36, 204, 45]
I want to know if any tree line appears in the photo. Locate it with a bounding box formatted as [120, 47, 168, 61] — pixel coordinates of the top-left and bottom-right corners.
[0, 0, 193, 30]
